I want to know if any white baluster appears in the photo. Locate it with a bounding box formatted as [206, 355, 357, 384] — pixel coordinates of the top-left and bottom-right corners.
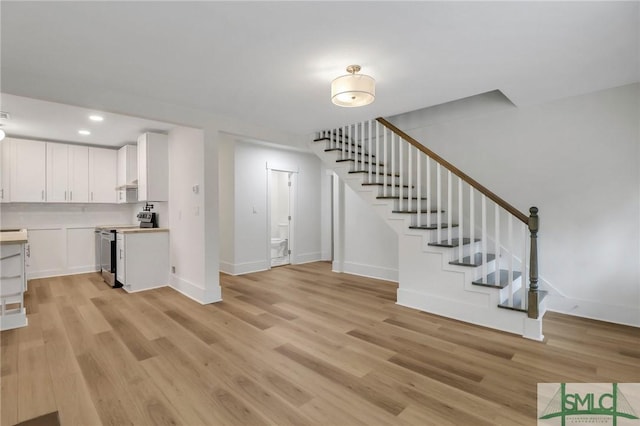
[458, 177, 463, 262]
[482, 195, 487, 281]
[391, 133, 396, 198]
[375, 121, 380, 184]
[416, 151, 422, 227]
[408, 144, 413, 213]
[383, 128, 388, 197]
[447, 170, 452, 245]
[508, 214, 514, 305]
[368, 120, 372, 183]
[436, 163, 442, 242]
[521, 223, 528, 309]
[470, 188, 475, 257]
[494, 205, 500, 286]
[426, 157, 431, 227]
[399, 138, 404, 207]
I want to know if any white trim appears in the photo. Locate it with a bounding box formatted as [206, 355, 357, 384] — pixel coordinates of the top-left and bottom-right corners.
[342, 261, 398, 282]
[545, 295, 640, 328]
[169, 274, 221, 304]
[218, 260, 269, 276]
[292, 251, 323, 265]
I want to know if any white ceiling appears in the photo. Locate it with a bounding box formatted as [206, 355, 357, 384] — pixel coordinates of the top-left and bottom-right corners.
[1, 1, 638, 143]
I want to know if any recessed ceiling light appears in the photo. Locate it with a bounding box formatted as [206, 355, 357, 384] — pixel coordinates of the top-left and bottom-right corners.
[78, 130, 91, 136]
[89, 115, 104, 122]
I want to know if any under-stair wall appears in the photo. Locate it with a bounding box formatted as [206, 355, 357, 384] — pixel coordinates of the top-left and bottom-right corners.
[311, 119, 546, 340]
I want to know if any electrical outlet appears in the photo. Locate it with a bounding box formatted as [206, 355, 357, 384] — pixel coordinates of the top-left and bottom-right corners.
[171, 266, 176, 274]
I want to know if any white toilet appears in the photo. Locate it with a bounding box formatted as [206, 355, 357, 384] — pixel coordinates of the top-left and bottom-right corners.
[270, 237, 288, 258]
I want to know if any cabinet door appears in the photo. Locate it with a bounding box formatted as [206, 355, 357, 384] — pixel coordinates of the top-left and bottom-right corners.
[46, 143, 68, 202]
[116, 234, 125, 284]
[89, 147, 117, 203]
[137, 133, 167, 202]
[0, 140, 11, 203]
[69, 145, 89, 203]
[10, 139, 46, 202]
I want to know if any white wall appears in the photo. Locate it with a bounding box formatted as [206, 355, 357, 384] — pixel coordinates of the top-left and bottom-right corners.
[0, 203, 133, 278]
[389, 84, 640, 326]
[219, 137, 323, 274]
[166, 126, 216, 302]
[341, 183, 399, 282]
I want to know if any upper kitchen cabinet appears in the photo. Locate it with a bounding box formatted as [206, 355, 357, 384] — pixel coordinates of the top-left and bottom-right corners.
[0, 140, 11, 203]
[46, 143, 89, 203]
[89, 147, 117, 203]
[117, 144, 137, 203]
[9, 138, 47, 202]
[137, 132, 168, 202]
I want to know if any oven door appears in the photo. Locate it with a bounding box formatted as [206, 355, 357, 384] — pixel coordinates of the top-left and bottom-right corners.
[100, 230, 116, 286]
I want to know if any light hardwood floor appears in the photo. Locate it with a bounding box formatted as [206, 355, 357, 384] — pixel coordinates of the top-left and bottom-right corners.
[1, 262, 639, 425]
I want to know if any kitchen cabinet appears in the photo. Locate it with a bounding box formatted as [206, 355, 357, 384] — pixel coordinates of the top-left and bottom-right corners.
[0, 139, 11, 203]
[137, 132, 168, 202]
[46, 143, 89, 202]
[89, 147, 117, 203]
[9, 138, 47, 202]
[117, 144, 137, 203]
[116, 229, 169, 292]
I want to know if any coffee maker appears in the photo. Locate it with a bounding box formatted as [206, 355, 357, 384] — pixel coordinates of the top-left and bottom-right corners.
[137, 203, 158, 228]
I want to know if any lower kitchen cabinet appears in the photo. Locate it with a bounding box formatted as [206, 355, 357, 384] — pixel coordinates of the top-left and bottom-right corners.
[116, 230, 169, 292]
[0, 235, 28, 331]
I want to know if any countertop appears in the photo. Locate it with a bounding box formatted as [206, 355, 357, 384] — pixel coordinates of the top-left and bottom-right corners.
[95, 224, 139, 231]
[0, 229, 28, 245]
[117, 227, 169, 234]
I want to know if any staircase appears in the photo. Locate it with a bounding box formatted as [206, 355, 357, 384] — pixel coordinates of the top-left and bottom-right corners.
[311, 117, 547, 340]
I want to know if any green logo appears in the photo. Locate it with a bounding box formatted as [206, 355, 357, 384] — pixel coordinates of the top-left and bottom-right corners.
[539, 383, 639, 426]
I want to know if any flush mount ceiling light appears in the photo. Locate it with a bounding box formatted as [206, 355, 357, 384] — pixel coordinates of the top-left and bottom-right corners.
[0, 129, 5, 141]
[78, 129, 91, 136]
[331, 65, 375, 107]
[89, 115, 104, 122]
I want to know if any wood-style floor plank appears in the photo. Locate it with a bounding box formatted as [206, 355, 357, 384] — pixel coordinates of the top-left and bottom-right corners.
[1, 262, 639, 425]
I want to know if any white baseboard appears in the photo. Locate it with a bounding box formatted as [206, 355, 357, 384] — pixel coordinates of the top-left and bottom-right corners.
[169, 274, 221, 304]
[397, 288, 540, 339]
[217, 260, 269, 276]
[343, 261, 398, 282]
[293, 251, 323, 265]
[545, 294, 640, 328]
[27, 266, 97, 280]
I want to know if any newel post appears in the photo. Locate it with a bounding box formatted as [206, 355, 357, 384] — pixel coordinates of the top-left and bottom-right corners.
[527, 206, 540, 319]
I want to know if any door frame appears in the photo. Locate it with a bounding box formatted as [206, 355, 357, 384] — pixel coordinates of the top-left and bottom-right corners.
[266, 162, 298, 268]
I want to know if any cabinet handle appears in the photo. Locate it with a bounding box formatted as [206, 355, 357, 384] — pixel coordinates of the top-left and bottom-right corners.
[1, 188, 3, 199]
[41, 190, 44, 200]
[26, 245, 30, 257]
[91, 191, 94, 201]
[119, 249, 123, 259]
[65, 190, 67, 201]
[70, 191, 73, 201]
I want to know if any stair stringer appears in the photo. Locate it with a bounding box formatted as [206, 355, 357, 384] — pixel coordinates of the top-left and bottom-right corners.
[310, 140, 544, 340]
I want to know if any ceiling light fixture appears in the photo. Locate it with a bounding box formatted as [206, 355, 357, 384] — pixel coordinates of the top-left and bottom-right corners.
[78, 130, 91, 136]
[89, 115, 104, 122]
[0, 129, 5, 141]
[331, 64, 375, 107]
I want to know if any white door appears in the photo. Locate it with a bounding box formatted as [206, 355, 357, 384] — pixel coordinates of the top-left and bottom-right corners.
[10, 139, 46, 202]
[46, 142, 69, 202]
[0, 140, 11, 203]
[269, 170, 293, 267]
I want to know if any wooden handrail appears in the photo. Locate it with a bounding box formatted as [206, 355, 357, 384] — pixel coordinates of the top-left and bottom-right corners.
[376, 117, 529, 224]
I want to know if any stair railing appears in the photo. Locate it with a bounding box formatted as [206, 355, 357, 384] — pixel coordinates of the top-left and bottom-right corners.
[318, 118, 541, 319]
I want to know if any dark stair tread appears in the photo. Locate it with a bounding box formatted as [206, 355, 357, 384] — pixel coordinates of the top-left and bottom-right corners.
[324, 148, 375, 157]
[361, 182, 413, 188]
[428, 237, 480, 248]
[336, 158, 383, 166]
[472, 270, 522, 289]
[392, 209, 441, 214]
[349, 170, 400, 178]
[392, 209, 444, 214]
[377, 196, 427, 200]
[409, 223, 459, 230]
[498, 290, 548, 312]
[314, 137, 361, 148]
[449, 253, 496, 267]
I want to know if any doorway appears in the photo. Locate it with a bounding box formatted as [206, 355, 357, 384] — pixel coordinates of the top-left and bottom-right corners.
[269, 170, 292, 267]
